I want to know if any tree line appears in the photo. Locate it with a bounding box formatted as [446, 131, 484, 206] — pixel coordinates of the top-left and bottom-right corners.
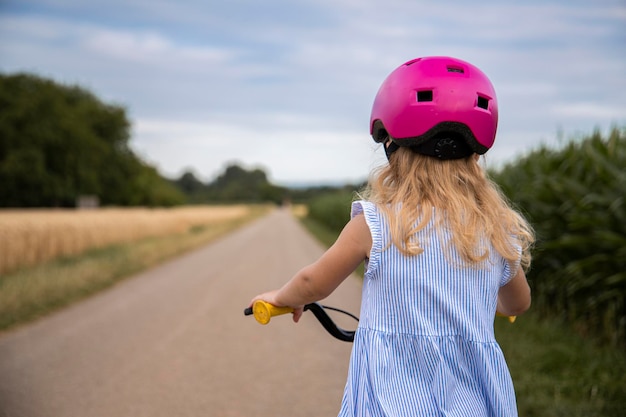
[172, 165, 287, 205]
[0, 72, 348, 207]
[0, 73, 186, 207]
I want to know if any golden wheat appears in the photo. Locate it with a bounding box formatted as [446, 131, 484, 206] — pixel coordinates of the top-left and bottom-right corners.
[0, 205, 252, 275]
[290, 204, 308, 218]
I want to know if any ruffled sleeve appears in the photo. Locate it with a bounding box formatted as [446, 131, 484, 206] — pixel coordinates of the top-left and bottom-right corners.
[351, 201, 382, 279]
[500, 241, 522, 286]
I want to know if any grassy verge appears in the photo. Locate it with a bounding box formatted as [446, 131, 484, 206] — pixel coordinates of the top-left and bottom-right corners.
[299, 214, 626, 417]
[0, 205, 271, 332]
[495, 313, 626, 417]
[299, 215, 365, 277]
[299, 216, 341, 247]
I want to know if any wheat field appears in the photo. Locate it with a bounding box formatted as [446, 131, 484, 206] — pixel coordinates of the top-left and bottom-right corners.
[0, 205, 252, 275]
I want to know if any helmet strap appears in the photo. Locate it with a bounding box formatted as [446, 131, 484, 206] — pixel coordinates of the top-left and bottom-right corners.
[384, 141, 400, 160]
[385, 136, 473, 161]
[413, 135, 473, 160]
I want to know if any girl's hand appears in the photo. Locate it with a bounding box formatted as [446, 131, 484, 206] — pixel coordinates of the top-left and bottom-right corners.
[249, 290, 305, 323]
[247, 214, 370, 325]
[290, 306, 305, 323]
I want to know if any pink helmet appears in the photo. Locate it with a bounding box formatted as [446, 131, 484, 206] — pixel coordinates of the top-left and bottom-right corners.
[370, 56, 498, 159]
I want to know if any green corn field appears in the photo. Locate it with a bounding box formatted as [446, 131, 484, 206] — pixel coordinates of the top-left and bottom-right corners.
[306, 190, 355, 233]
[491, 127, 626, 348]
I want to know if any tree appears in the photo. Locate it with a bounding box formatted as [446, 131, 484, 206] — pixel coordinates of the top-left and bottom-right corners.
[176, 171, 205, 195]
[0, 73, 184, 207]
[172, 164, 287, 204]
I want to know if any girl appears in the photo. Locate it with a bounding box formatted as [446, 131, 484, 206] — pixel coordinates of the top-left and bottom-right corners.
[250, 56, 535, 416]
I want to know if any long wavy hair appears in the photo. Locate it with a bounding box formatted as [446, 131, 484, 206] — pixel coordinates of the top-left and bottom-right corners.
[361, 147, 534, 271]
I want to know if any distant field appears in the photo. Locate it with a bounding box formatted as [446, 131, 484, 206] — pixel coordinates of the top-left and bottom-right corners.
[0, 204, 270, 331]
[0, 205, 252, 275]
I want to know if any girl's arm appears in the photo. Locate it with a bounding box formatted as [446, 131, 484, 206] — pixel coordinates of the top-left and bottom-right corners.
[250, 213, 372, 322]
[497, 266, 531, 316]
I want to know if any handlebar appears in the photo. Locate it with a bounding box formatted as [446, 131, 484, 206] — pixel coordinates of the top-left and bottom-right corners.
[244, 301, 516, 343]
[244, 300, 357, 342]
[496, 312, 517, 323]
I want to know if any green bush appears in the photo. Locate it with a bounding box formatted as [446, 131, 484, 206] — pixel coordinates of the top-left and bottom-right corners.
[491, 127, 626, 347]
[306, 190, 355, 234]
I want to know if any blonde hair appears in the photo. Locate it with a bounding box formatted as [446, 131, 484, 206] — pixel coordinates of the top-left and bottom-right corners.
[362, 148, 534, 271]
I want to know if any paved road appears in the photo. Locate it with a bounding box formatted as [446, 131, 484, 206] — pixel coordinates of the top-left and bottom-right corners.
[0, 209, 362, 417]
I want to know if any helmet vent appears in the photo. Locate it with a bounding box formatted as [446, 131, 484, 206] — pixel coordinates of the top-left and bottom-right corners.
[447, 66, 464, 74]
[477, 96, 489, 110]
[417, 90, 433, 102]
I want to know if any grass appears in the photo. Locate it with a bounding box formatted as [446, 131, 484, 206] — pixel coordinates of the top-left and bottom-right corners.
[496, 313, 626, 416]
[299, 215, 365, 277]
[0, 205, 270, 332]
[299, 214, 626, 417]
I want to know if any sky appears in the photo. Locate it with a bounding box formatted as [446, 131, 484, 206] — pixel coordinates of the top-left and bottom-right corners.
[1, 0, 625, 186]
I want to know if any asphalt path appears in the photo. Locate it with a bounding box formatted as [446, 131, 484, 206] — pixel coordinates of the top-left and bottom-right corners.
[0, 208, 362, 417]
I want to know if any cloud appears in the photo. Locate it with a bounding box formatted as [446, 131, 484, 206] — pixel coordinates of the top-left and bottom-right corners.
[551, 103, 626, 120]
[80, 30, 233, 66]
[132, 116, 382, 184]
[1, 0, 624, 184]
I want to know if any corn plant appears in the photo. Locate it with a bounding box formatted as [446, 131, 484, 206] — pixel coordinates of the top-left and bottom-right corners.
[306, 191, 355, 234]
[491, 127, 626, 347]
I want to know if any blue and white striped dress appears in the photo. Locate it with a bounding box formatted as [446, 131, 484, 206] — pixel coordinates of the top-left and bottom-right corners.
[338, 201, 519, 417]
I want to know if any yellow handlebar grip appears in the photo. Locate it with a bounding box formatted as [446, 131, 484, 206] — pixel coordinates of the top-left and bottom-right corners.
[252, 300, 294, 325]
[496, 312, 516, 323]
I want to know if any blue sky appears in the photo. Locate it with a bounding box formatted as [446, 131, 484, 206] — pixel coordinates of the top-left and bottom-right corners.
[1, 0, 624, 185]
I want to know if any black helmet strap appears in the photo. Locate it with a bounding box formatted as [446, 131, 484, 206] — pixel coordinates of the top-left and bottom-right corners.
[413, 134, 474, 160]
[384, 140, 400, 160]
[385, 132, 473, 161]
